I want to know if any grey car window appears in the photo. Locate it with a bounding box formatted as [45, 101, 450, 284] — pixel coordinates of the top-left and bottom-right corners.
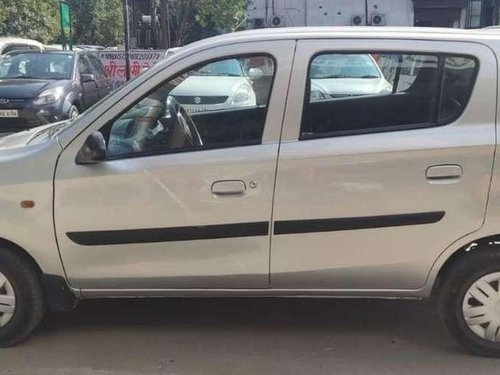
[301, 52, 477, 139]
[101, 55, 275, 160]
[0, 52, 74, 79]
[78, 55, 92, 75]
[87, 54, 106, 77]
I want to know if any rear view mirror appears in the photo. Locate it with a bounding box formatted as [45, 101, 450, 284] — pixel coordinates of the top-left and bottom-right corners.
[75, 131, 107, 165]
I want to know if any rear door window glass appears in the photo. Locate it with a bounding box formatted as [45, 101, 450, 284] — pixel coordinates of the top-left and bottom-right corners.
[301, 52, 477, 139]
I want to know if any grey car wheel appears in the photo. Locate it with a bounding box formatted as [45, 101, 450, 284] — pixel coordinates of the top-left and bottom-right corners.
[0, 248, 45, 347]
[462, 272, 500, 342]
[69, 105, 79, 120]
[440, 248, 500, 357]
[0, 271, 15, 327]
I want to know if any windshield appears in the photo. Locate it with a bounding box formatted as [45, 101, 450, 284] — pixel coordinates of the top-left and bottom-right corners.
[0, 53, 74, 80]
[195, 59, 243, 77]
[311, 54, 381, 79]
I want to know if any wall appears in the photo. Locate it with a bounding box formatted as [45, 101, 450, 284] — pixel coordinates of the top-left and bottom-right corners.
[247, 0, 414, 28]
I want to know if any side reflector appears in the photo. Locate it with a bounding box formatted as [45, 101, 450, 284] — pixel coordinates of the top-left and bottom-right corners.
[20, 200, 35, 209]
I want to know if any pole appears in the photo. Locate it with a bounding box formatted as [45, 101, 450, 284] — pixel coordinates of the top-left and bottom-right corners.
[159, 0, 170, 49]
[122, 0, 131, 81]
[364, 0, 369, 26]
[69, 12, 73, 51]
[60, 12, 66, 50]
[166, 0, 171, 49]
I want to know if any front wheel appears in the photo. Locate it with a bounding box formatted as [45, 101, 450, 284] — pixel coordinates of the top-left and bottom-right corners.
[0, 248, 45, 347]
[440, 249, 500, 357]
[68, 105, 79, 120]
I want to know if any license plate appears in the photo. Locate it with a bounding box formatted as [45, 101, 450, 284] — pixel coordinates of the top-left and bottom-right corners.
[0, 110, 18, 118]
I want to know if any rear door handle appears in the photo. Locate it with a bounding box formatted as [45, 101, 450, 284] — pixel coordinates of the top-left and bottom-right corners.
[212, 180, 246, 196]
[426, 164, 463, 183]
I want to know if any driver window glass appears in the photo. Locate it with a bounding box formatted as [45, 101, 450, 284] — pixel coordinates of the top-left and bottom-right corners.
[102, 55, 275, 159]
[78, 56, 92, 75]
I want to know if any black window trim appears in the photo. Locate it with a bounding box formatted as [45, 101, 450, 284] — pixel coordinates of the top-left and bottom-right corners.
[299, 50, 480, 141]
[99, 53, 277, 162]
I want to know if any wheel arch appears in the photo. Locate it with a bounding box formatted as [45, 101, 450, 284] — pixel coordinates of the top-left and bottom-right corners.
[0, 237, 43, 275]
[0, 237, 77, 312]
[431, 234, 500, 298]
[64, 92, 82, 113]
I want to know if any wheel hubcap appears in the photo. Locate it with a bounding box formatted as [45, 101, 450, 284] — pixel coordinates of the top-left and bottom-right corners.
[462, 272, 500, 342]
[0, 271, 15, 327]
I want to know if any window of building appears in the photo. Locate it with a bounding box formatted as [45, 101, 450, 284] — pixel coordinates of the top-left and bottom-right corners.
[467, 0, 483, 28]
[301, 52, 477, 139]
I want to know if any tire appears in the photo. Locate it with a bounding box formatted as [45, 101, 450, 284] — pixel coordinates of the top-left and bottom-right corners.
[0, 248, 45, 347]
[68, 105, 79, 120]
[439, 248, 500, 357]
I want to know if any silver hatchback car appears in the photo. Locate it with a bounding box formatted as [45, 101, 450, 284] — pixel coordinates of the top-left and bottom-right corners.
[0, 27, 500, 357]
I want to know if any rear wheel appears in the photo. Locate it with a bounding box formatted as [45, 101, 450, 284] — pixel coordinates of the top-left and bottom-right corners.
[0, 248, 45, 347]
[440, 249, 500, 357]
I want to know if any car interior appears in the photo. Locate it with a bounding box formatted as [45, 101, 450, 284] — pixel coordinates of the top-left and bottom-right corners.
[103, 99, 269, 158]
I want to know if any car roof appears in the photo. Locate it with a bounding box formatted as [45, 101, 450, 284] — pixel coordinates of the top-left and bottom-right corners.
[0, 37, 43, 47]
[4, 49, 77, 56]
[76, 45, 105, 50]
[184, 26, 500, 50]
[156, 27, 500, 72]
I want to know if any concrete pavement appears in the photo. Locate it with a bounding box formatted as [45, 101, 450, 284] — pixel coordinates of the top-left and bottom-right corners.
[0, 298, 499, 374]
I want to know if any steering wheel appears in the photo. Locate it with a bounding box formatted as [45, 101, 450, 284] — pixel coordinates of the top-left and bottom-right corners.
[167, 96, 203, 147]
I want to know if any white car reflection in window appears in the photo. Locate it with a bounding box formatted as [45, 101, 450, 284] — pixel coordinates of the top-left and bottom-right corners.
[170, 59, 257, 113]
[310, 54, 393, 101]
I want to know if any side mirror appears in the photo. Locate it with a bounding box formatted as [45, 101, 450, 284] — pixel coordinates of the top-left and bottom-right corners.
[81, 73, 96, 83]
[248, 68, 264, 80]
[75, 131, 107, 165]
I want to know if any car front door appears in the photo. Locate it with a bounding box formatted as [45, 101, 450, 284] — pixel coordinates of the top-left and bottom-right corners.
[87, 54, 112, 98]
[271, 39, 496, 291]
[54, 41, 295, 290]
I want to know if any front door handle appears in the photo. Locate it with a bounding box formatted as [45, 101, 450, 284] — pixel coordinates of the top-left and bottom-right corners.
[426, 164, 463, 183]
[212, 180, 246, 196]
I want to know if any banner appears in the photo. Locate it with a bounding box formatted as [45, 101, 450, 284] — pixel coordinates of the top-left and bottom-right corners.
[97, 50, 168, 90]
[59, 1, 72, 50]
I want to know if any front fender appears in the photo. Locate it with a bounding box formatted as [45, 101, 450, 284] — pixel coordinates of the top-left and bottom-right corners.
[0, 140, 65, 278]
[62, 91, 80, 115]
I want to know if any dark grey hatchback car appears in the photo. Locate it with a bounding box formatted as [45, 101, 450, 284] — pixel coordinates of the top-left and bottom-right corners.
[0, 50, 111, 133]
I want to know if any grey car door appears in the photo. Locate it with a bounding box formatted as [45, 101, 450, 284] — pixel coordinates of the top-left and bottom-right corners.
[78, 54, 99, 108]
[271, 39, 496, 291]
[87, 54, 112, 98]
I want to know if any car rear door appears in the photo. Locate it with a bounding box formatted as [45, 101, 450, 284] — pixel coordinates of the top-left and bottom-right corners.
[54, 40, 296, 291]
[270, 39, 496, 291]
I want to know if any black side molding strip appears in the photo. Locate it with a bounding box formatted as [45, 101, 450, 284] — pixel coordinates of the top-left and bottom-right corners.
[67, 221, 269, 246]
[67, 212, 445, 246]
[274, 211, 445, 235]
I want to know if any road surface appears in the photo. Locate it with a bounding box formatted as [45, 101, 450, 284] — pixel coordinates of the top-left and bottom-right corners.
[1, 298, 499, 374]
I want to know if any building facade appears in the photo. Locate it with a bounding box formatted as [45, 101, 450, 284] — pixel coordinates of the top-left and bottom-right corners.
[246, 0, 500, 29]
